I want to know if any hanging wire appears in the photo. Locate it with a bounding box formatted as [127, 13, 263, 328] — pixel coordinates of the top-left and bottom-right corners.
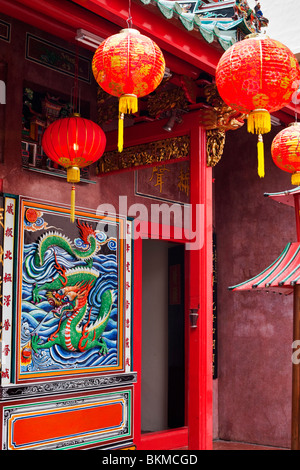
[71, 42, 80, 115]
[296, 89, 299, 123]
[293, 84, 300, 123]
[126, 0, 133, 28]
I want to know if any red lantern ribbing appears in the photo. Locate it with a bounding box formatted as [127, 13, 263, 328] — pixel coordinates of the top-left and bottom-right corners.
[216, 35, 300, 178]
[92, 28, 165, 152]
[42, 114, 106, 222]
[271, 122, 300, 186]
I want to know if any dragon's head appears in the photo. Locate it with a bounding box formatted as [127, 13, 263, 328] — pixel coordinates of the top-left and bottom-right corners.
[46, 280, 94, 318]
[77, 220, 96, 246]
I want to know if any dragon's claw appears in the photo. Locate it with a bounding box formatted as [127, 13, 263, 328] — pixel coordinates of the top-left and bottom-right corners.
[32, 285, 41, 304]
[99, 338, 108, 356]
[31, 334, 42, 353]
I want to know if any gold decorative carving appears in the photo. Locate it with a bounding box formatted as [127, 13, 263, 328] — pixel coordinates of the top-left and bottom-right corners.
[147, 87, 189, 119]
[96, 87, 118, 125]
[206, 129, 226, 168]
[199, 84, 246, 132]
[96, 135, 190, 176]
[199, 84, 246, 167]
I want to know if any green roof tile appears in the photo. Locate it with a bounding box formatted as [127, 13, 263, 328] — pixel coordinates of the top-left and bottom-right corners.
[137, 0, 266, 50]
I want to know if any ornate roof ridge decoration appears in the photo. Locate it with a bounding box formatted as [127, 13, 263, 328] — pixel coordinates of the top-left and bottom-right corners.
[137, 0, 269, 50]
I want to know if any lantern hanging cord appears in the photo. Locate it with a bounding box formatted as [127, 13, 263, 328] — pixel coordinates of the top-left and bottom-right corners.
[72, 43, 79, 114]
[293, 86, 300, 123]
[126, 0, 133, 28]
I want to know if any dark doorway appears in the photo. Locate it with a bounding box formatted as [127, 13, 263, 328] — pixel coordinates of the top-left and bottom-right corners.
[141, 240, 185, 433]
[168, 244, 185, 428]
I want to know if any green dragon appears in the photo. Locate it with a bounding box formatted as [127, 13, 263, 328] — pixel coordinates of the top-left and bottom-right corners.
[34, 220, 98, 268]
[30, 220, 114, 356]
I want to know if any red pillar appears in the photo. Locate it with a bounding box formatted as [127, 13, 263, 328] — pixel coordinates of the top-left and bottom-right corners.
[188, 124, 213, 449]
[294, 194, 300, 242]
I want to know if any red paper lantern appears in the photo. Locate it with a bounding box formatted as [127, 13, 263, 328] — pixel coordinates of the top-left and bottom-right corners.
[42, 114, 106, 221]
[216, 35, 300, 177]
[92, 28, 165, 152]
[271, 122, 300, 185]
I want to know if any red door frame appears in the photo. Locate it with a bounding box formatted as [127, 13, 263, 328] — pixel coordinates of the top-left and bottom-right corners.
[188, 117, 213, 450]
[126, 113, 213, 450]
[133, 221, 189, 450]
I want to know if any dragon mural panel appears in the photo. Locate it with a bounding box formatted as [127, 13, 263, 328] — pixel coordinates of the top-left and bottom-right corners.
[11, 197, 132, 382]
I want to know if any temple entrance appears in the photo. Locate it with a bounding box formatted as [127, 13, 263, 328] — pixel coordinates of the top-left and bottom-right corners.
[131, 121, 213, 450]
[141, 240, 186, 433]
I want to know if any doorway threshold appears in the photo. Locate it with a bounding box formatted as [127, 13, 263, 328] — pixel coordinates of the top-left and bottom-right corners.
[212, 440, 289, 450]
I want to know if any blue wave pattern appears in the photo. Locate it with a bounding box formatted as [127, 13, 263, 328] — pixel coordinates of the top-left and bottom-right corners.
[21, 240, 119, 374]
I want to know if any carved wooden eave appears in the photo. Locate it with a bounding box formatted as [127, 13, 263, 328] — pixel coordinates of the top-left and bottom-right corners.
[96, 79, 246, 173]
[96, 135, 190, 176]
[199, 83, 246, 167]
[206, 129, 226, 168]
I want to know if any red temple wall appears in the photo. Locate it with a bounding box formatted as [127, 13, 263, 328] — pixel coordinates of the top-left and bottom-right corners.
[214, 124, 295, 448]
[0, 14, 197, 450]
[1, 11, 295, 448]
[0, 14, 181, 216]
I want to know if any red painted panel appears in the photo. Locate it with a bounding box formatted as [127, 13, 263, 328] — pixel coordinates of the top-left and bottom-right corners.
[139, 427, 188, 450]
[7, 0, 118, 39]
[9, 0, 221, 76]
[71, 0, 222, 75]
[12, 402, 123, 447]
[0, 0, 76, 42]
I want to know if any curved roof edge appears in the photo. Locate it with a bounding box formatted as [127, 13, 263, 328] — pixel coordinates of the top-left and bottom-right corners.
[229, 242, 300, 295]
[264, 186, 300, 208]
[138, 0, 263, 50]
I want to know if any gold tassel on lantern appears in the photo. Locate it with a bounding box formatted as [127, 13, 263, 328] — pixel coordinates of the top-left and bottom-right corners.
[118, 113, 125, 153]
[247, 109, 271, 178]
[257, 134, 265, 178]
[67, 166, 80, 223]
[118, 94, 138, 152]
[119, 94, 138, 114]
[247, 109, 271, 135]
[292, 172, 300, 186]
[70, 185, 76, 223]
